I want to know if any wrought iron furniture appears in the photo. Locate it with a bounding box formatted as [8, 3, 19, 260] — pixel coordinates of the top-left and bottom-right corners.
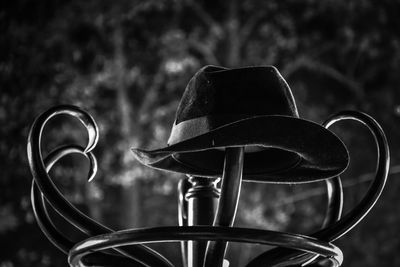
[28, 66, 390, 267]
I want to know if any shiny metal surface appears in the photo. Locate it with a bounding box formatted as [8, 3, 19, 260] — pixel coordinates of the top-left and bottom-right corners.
[27, 105, 173, 267]
[246, 111, 390, 266]
[68, 226, 343, 267]
[178, 178, 191, 267]
[28, 106, 389, 267]
[186, 176, 219, 267]
[204, 147, 244, 267]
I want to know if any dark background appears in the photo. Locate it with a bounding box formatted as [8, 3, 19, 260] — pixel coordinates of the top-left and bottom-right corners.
[1, 0, 400, 266]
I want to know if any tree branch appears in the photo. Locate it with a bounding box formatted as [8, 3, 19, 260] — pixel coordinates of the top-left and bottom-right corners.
[187, 37, 220, 65]
[138, 66, 166, 123]
[282, 56, 365, 100]
[184, 0, 222, 32]
[226, 0, 240, 67]
[240, 10, 266, 46]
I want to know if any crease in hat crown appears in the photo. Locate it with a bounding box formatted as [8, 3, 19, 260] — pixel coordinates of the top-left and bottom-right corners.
[131, 65, 349, 183]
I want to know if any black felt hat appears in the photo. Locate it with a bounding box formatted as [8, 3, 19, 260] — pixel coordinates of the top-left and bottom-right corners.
[132, 65, 349, 183]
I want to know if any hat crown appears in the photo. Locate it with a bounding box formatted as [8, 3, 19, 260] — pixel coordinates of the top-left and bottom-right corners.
[170, 65, 299, 145]
[176, 66, 298, 124]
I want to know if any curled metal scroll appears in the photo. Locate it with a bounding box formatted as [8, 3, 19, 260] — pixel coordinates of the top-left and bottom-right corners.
[246, 110, 390, 266]
[27, 105, 173, 267]
[31, 146, 138, 266]
[29, 107, 388, 267]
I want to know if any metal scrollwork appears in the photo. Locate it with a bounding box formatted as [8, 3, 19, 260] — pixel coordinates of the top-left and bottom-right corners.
[28, 107, 389, 267]
[246, 111, 390, 266]
[27, 105, 173, 267]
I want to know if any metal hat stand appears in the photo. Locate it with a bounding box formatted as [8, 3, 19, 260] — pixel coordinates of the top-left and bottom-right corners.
[28, 105, 389, 267]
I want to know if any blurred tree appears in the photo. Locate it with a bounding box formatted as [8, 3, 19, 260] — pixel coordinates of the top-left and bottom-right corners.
[1, 0, 400, 266]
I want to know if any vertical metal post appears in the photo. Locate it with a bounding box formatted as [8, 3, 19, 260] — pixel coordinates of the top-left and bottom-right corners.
[204, 147, 244, 267]
[185, 176, 220, 267]
[178, 179, 190, 267]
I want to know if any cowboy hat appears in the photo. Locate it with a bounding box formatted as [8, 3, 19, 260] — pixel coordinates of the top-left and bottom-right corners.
[132, 65, 349, 183]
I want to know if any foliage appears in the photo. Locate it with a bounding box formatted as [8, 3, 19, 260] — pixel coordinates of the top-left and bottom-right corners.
[1, 0, 400, 266]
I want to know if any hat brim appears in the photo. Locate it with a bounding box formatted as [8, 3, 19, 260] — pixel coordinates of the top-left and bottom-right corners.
[132, 116, 349, 183]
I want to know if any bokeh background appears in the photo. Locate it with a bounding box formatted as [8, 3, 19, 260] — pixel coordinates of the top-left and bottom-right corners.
[1, 0, 400, 266]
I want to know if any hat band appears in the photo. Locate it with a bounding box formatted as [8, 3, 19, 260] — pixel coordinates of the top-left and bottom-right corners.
[168, 115, 262, 146]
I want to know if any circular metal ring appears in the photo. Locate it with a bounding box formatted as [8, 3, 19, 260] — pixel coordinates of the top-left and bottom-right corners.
[68, 226, 343, 267]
